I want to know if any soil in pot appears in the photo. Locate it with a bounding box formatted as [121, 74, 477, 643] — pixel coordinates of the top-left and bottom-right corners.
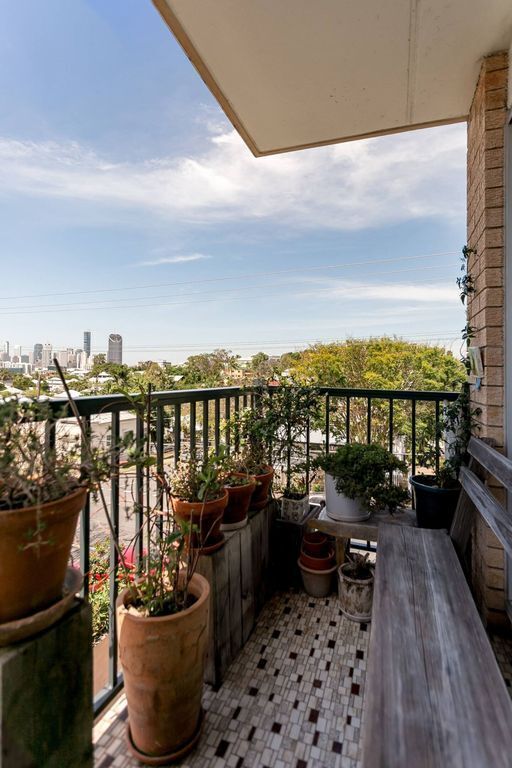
[172, 491, 228, 554]
[222, 474, 256, 531]
[410, 475, 461, 530]
[0, 486, 86, 624]
[338, 563, 374, 622]
[117, 573, 210, 764]
[302, 531, 329, 557]
[299, 546, 336, 571]
[250, 466, 274, 511]
[298, 559, 337, 598]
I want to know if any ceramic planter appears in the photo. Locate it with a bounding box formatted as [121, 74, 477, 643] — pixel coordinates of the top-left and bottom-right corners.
[250, 466, 274, 511]
[118, 573, 210, 765]
[281, 494, 310, 522]
[172, 491, 228, 554]
[298, 559, 337, 598]
[410, 475, 461, 530]
[324, 473, 370, 522]
[338, 563, 374, 622]
[0, 486, 86, 624]
[222, 473, 256, 531]
[302, 531, 328, 557]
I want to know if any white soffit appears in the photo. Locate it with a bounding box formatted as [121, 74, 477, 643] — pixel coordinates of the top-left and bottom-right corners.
[153, 0, 512, 156]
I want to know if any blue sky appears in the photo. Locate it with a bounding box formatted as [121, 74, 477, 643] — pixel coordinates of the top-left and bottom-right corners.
[0, 0, 467, 364]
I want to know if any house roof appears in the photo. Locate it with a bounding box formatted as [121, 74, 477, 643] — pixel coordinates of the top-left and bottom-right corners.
[153, 0, 512, 156]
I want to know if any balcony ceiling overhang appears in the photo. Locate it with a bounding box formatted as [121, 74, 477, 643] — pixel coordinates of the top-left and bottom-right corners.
[153, 0, 512, 156]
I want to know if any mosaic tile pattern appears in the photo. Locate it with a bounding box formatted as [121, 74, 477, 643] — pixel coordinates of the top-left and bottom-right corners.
[93, 589, 369, 768]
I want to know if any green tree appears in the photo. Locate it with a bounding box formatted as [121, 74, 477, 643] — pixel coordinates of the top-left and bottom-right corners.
[181, 349, 241, 388]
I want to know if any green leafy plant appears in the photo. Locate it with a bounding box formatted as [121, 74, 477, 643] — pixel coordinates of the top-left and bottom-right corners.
[227, 397, 275, 474]
[170, 453, 224, 502]
[314, 443, 409, 512]
[342, 552, 374, 581]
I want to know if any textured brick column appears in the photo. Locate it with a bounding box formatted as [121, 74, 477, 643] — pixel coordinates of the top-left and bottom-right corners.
[466, 51, 509, 626]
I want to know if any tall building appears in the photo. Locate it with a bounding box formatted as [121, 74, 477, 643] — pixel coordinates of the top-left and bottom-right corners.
[33, 343, 43, 364]
[55, 349, 69, 368]
[83, 331, 91, 358]
[41, 343, 53, 369]
[1, 341, 9, 362]
[107, 333, 122, 364]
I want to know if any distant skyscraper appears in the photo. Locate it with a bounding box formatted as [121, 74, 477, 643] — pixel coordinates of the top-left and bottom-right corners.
[41, 343, 53, 369]
[83, 331, 91, 357]
[33, 343, 43, 364]
[107, 333, 122, 364]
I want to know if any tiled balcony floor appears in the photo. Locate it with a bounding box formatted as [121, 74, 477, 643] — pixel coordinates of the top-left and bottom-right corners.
[93, 589, 370, 768]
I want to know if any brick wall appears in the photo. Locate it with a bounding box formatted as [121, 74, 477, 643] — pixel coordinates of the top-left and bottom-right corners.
[466, 51, 509, 627]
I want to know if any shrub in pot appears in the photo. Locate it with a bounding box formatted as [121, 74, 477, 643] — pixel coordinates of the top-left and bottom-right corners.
[0, 397, 115, 627]
[171, 454, 228, 554]
[338, 553, 375, 623]
[314, 443, 409, 522]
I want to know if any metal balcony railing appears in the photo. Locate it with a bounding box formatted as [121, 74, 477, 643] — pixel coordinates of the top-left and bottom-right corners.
[43, 385, 459, 714]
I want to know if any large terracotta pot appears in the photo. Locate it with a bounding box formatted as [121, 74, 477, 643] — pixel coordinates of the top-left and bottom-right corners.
[172, 492, 228, 554]
[118, 573, 210, 764]
[222, 473, 256, 530]
[299, 546, 336, 572]
[0, 487, 86, 624]
[250, 466, 274, 511]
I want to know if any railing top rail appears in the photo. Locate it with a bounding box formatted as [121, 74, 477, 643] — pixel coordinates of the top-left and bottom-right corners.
[315, 387, 460, 401]
[47, 386, 250, 418]
[44, 384, 461, 419]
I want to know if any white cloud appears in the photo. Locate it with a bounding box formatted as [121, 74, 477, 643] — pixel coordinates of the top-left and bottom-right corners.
[0, 123, 466, 230]
[136, 253, 210, 267]
[294, 278, 458, 304]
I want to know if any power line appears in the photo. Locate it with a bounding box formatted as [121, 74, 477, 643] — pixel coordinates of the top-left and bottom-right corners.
[0, 251, 458, 302]
[0, 274, 459, 317]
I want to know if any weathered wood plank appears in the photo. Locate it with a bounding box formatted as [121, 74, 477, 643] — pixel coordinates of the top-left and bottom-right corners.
[251, 511, 263, 614]
[228, 533, 243, 659]
[468, 436, 512, 490]
[459, 465, 512, 557]
[240, 524, 254, 643]
[211, 546, 231, 686]
[362, 524, 512, 768]
[449, 457, 476, 560]
[195, 555, 215, 685]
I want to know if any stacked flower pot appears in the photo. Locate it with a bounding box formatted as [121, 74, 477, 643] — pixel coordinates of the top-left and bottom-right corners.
[298, 531, 337, 598]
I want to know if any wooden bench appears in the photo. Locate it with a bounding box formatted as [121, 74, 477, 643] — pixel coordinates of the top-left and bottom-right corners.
[362, 437, 512, 768]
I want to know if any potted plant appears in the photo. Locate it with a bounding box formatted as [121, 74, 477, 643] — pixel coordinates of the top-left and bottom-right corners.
[171, 453, 228, 554]
[267, 386, 321, 520]
[0, 397, 114, 629]
[411, 385, 475, 529]
[314, 443, 409, 522]
[221, 468, 256, 531]
[338, 552, 374, 622]
[228, 403, 275, 511]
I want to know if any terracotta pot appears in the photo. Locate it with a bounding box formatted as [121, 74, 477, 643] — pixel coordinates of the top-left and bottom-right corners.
[299, 546, 336, 571]
[172, 491, 228, 554]
[338, 563, 374, 622]
[0, 487, 86, 624]
[117, 573, 210, 763]
[222, 473, 256, 530]
[298, 560, 337, 598]
[250, 466, 274, 511]
[302, 531, 329, 557]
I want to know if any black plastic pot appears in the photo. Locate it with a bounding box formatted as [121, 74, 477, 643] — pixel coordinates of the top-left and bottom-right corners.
[409, 475, 461, 530]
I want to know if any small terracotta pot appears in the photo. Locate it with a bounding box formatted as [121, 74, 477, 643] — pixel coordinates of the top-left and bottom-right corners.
[118, 573, 210, 763]
[299, 546, 336, 571]
[0, 487, 86, 624]
[222, 473, 256, 530]
[302, 532, 329, 557]
[250, 466, 274, 511]
[172, 492, 228, 554]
